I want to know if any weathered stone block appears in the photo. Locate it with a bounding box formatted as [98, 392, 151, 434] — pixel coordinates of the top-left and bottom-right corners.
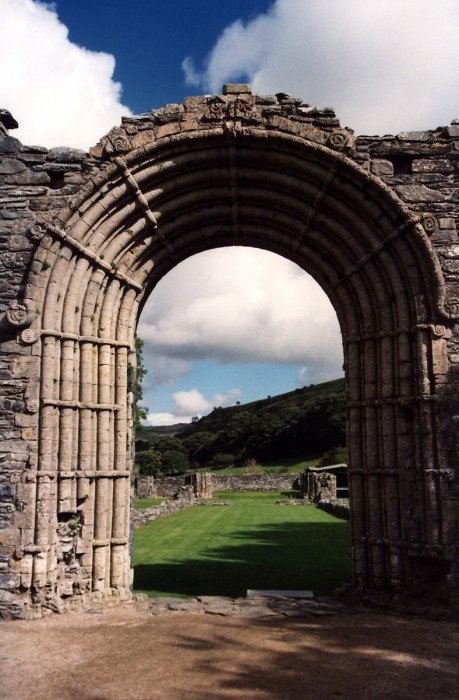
[370, 159, 394, 176]
[0, 483, 15, 500]
[223, 84, 252, 95]
[0, 159, 26, 175]
[0, 529, 20, 545]
[439, 218, 456, 230]
[398, 130, 433, 141]
[395, 184, 446, 202]
[0, 572, 19, 590]
[412, 159, 455, 174]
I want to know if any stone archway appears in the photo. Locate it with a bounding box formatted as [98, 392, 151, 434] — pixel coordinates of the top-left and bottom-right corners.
[1, 85, 459, 618]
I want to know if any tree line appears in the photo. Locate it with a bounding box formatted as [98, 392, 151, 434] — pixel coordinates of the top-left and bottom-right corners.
[135, 383, 346, 477]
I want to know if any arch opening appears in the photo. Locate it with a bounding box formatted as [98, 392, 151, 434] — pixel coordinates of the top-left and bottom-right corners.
[133, 245, 350, 598]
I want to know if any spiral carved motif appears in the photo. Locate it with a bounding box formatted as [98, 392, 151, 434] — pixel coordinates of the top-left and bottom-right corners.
[20, 329, 40, 344]
[328, 132, 348, 149]
[6, 302, 33, 329]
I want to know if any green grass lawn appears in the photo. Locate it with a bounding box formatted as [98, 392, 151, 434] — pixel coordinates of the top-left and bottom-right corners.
[134, 498, 168, 510]
[134, 491, 350, 598]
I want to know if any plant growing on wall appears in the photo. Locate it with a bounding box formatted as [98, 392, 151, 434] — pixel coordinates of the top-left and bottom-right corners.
[134, 335, 148, 430]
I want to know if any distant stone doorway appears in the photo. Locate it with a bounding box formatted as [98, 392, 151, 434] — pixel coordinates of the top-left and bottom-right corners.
[1, 85, 459, 617]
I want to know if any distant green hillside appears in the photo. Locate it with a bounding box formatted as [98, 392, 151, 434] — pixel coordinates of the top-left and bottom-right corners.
[136, 378, 346, 475]
[192, 377, 345, 428]
[135, 423, 188, 451]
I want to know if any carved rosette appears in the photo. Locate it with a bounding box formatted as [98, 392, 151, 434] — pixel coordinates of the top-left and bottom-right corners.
[423, 214, 438, 236]
[328, 131, 349, 150]
[227, 98, 261, 123]
[202, 98, 226, 121]
[20, 329, 40, 345]
[430, 324, 446, 338]
[202, 97, 261, 124]
[28, 223, 46, 241]
[6, 301, 33, 329]
[102, 127, 134, 158]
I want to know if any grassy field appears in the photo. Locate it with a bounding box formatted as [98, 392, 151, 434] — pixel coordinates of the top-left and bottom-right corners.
[134, 491, 351, 598]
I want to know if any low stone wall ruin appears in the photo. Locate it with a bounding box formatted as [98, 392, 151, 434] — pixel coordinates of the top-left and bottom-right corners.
[212, 473, 298, 492]
[136, 471, 340, 500]
[149, 472, 298, 498]
[134, 499, 195, 527]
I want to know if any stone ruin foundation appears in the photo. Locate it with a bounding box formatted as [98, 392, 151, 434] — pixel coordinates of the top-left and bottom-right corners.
[135, 472, 213, 500]
[306, 472, 338, 502]
[1, 85, 459, 618]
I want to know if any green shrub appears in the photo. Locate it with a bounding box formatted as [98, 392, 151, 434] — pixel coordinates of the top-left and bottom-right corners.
[244, 458, 263, 474]
[319, 446, 347, 467]
[137, 448, 162, 477]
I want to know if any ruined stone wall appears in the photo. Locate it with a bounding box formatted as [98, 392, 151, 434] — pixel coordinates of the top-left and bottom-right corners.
[0, 139, 109, 617]
[0, 87, 458, 617]
[151, 473, 298, 498]
[133, 499, 195, 528]
[135, 476, 156, 499]
[211, 473, 298, 493]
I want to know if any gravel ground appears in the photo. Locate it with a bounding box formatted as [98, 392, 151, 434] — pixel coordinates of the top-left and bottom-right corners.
[2, 604, 459, 700]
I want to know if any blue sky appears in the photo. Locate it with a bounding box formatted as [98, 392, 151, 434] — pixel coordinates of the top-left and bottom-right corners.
[2, 0, 458, 424]
[55, 1, 273, 113]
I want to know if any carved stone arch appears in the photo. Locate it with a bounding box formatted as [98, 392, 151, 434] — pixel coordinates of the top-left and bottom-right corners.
[2, 88, 459, 617]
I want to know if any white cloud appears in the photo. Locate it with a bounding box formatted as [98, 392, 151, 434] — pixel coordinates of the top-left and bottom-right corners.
[172, 386, 242, 417]
[145, 412, 181, 427]
[297, 365, 342, 388]
[0, 0, 132, 149]
[139, 248, 342, 376]
[214, 388, 242, 408]
[172, 389, 211, 417]
[184, 0, 459, 134]
[145, 386, 242, 425]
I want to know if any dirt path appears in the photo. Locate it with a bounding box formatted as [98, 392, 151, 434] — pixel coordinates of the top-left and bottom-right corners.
[2, 605, 459, 700]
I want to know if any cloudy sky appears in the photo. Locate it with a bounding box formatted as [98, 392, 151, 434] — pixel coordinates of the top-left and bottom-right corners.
[1, 0, 458, 424]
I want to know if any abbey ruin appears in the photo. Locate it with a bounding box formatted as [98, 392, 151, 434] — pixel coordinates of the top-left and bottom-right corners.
[1, 85, 459, 618]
